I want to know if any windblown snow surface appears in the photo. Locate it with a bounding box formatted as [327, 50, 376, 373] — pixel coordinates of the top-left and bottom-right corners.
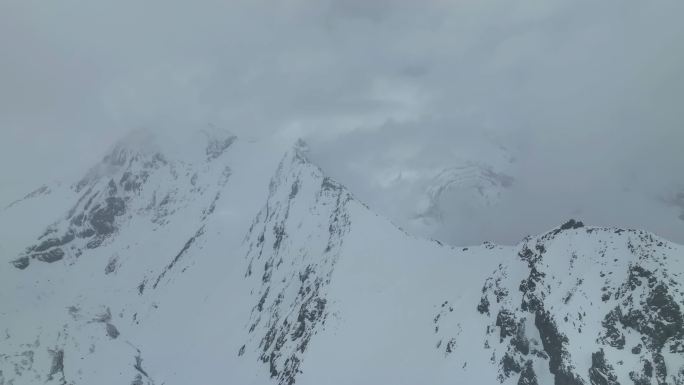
[1, 129, 683, 385]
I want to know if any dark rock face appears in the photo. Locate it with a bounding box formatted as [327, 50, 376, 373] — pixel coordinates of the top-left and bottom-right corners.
[588, 349, 619, 385]
[518, 361, 539, 385]
[11, 256, 30, 269]
[152, 226, 205, 289]
[599, 309, 625, 349]
[47, 348, 65, 383]
[129, 351, 154, 385]
[205, 134, 237, 161]
[545, 219, 585, 237]
[119, 171, 147, 193]
[5, 185, 52, 209]
[560, 219, 584, 231]
[104, 256, 118, 274]
[34, 232, 74, 252]
[502, 353, 522, 377]
[35, 248, 65, 263]
[445, 338, 457, 354]
[496, 310, 519, 340]
[478, 295, 491, 315]
[90, 197, 126, 236]
[535, 311, 584, 385]
[13, 230, 75, 268]
[629, 366, 652, 385]
[106, 323, 120, 339]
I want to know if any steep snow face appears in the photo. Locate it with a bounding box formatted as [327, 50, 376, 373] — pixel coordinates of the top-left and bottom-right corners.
[238, 146, 354, 385]
[1, 132, 683, 385]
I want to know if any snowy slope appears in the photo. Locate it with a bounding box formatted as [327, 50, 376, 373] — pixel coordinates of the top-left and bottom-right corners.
[1, 130, 683, 385]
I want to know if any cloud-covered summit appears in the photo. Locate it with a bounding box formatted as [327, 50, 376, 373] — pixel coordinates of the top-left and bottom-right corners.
[1, 0, 683, 244]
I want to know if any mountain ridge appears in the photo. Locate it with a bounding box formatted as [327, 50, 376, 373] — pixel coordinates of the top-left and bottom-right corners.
[1, 132, 682, 385]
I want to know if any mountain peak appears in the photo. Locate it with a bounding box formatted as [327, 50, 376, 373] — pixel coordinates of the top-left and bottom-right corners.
[73, 127, 237, 192]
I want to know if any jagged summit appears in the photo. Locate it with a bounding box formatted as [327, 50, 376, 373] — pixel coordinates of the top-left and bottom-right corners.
[73, 126, 237, 192]
[8, 128, 240, 271]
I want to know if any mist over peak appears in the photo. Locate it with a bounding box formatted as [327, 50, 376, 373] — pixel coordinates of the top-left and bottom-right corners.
[2, 1, 683, 384]
[104, 126, 237, 163]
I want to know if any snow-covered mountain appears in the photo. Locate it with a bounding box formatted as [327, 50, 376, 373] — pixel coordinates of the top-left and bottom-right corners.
[1, 130, 683, 385]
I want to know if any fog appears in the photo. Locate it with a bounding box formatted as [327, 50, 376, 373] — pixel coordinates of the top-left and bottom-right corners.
[1, 0, 683, 245]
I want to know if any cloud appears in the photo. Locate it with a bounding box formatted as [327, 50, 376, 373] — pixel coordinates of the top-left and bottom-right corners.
[1, 0, 683, 244]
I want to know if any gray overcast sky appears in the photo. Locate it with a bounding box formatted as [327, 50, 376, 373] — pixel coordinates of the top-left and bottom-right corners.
[1, 0, 683, 245]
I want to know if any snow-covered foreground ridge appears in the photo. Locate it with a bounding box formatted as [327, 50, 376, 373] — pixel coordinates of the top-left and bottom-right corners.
[1, 129, 683, 385]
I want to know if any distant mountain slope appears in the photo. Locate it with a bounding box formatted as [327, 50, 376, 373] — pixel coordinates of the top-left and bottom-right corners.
[1, 131, 682, 385]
